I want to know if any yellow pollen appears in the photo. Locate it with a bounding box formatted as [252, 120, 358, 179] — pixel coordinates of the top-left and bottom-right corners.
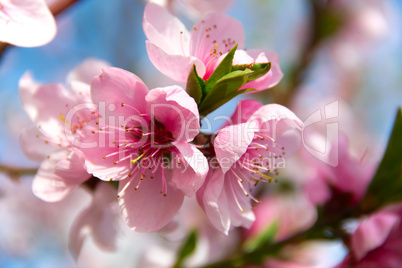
[91, 130, 95, 134]
[103, 156, 106, 159]
[131, 153, 145, 164]
[117, 194, 120, 198]
[128, 174, 131, 177]
[113, 161, 117, 165]
[256, 171, 273, 182]
[121, 103, 124, 107]
[109, 178, 113, 181]
[193, 27, 197, 30]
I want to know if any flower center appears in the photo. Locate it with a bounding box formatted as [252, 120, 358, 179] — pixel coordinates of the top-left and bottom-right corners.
[227, 132, 288, 212]
[100, 110, 178, 197]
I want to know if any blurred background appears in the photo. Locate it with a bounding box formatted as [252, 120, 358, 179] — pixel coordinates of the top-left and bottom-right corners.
[0, 0, 401, 267]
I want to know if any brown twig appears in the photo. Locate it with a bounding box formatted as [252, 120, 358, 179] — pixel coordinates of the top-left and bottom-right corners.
[0, 164, 38, 181]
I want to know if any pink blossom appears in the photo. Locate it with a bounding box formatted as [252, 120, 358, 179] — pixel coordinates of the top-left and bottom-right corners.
[143, 3, 282, 91]
[303, 133, 376, 206]
[0, 0, 57, 47]
[69, 182, 118, 259]
[338, 207, 402, 267]
[197, 100, 303, 234]
[76, 67, 208, 232]
[19, 58, 110, 202]
[143, 2, 244, 83]
[245, 193, 317, 243]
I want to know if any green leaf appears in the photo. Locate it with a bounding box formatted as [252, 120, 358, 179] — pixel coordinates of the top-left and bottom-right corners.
[198, 69, 256, 116]
[204, 44, 238, 94]
[232, 62, 271, 82]
[174, 230, 197, 268]
[360, 107, 402, 213]
[243, 221, 278, 252]
[185, 65, 204, 104]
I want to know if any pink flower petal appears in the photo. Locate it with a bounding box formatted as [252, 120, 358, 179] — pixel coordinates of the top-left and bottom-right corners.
[171, 142, 208, 197]
[248, 104, 303, 130]
[351, 211, 400, 260]
[19, 126, 58, 161]
[329, 134, 375, 201]
[248, 104, 303, 157]
[91, 67, 149, 118]
[54, 149, 91, 184]
[146, 85, 200, 142]
[69, 183, 117, 259]
[214, 123, 255, 173]
[18, 72, 41, 118]
[146, 41, 205, 83]
[199, 168, 231, 235]
[19, 76, 78, 143]
[143, 2, 190, 55]
[190, 12, 245, 78]
[0, 0, 56, 47]
[75, 121, 132, 181]
[67, 58, 110, 86]
[246, 194, 317, 242]
[32, 150, 86, 202]
[239, 50, 284, 91]
[118, 169, 184, 232]
[226, 99, 264, 126]
[224, 178, 255, 229]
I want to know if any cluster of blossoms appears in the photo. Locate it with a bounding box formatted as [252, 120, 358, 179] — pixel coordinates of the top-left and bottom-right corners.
[8, 0, 400, 267]
[18, 1, 302, 255]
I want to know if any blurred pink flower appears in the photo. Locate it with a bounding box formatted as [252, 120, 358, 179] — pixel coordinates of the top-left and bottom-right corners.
[197, 100, 303, 234]
[69, 182, 118, 259]
[77, 67, 208, 232]
[303, 133, 376, 206]
[0, 0, 57, 47]
[245, 193, 317, 243]
[19, 58, 110, 202]
[338, 206, 402, 267]
[143, 2, 283, 90]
